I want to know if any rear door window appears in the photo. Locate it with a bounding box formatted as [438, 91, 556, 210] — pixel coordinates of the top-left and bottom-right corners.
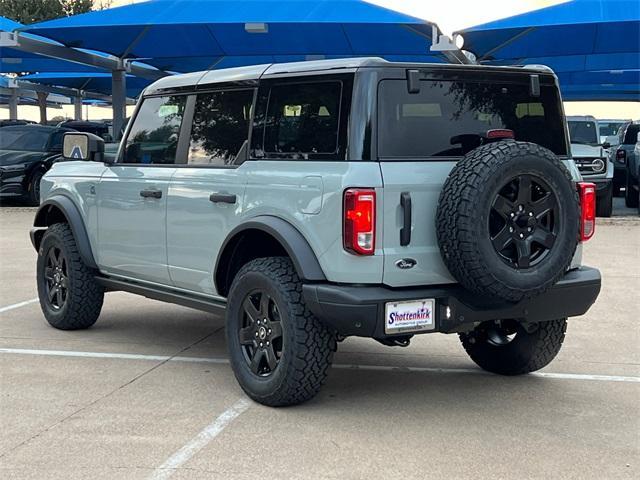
[188, 89, 254, 166]
[623, 124, 640, 145]
[378, 79, 567, 158]
[260, 81, 342, 159]
[121, 95, 187, 164]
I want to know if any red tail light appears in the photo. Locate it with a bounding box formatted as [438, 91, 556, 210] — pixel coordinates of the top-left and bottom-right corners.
[616, 149, 626, 164]
[343, 188, 376, 255]
[486, 129, 515, 139]
[578, 182, 596, 241]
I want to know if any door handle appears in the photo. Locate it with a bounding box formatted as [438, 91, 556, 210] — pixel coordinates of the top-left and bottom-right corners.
[140, 188, 162, 199]
[400, 192, 412, 246]
[209, 192, 237, 204]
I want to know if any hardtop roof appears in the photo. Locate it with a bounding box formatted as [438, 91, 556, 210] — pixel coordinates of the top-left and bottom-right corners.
[143, 57, 557, 96]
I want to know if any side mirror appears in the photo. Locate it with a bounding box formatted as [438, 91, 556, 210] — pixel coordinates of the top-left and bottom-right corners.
[62, 132, 105, 162]
[636, 132, 640, 144]
[601, 141, 611, 150]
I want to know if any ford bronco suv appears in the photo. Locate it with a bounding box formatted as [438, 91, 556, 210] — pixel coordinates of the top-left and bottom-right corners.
[31, 58, 601, 407]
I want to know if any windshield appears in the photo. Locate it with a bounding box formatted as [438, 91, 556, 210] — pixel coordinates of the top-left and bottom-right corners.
[0, 127, 49, 152]
[599, 122, 624, 137]
[378, 79, 567, 158]
[568, 121, 599, 144]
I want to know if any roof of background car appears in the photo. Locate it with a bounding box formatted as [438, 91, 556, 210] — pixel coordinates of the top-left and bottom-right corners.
[0, 124, 60, 133]
[567, 116, 598, 122]
[143, 57, 556, 96]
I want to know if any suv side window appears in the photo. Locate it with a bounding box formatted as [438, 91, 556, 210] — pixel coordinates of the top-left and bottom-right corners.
[256, 81, 343, 159]
[623, 124, 639, 145]
[121, 95, 187, 164]
[188, 89, 254, 166]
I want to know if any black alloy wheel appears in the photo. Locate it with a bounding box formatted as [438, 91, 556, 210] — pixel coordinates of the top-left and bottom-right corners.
[489, 174, 559, 269]
[239, 290, 284, 377]
[43, 245, 68, 310]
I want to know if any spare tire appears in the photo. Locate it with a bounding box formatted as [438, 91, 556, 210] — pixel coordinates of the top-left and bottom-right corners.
[436, 141, 579, 303]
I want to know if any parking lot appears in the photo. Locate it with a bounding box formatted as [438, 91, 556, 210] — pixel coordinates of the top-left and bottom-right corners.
[0, 204, 638, 480]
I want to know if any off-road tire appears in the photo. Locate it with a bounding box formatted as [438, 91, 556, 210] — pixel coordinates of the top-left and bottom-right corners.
[226, 257, 336, 407]
[25, 168, 44, 206]
[459, 318, 567, 375]
[436, 141, 580, 303]
[36, 223, 104, 330]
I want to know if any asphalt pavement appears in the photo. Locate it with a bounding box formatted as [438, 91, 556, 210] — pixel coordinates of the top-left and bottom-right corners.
[0, 204, 638, 480]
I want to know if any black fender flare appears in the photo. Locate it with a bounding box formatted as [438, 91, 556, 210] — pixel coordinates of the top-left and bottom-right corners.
[214, 216, 326, 293]
[32, 195, 98, 269]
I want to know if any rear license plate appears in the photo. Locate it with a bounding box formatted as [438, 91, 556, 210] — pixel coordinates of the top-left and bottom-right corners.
[384, 298, 435, 334]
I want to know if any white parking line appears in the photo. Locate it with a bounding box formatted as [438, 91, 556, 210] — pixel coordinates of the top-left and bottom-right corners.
[1, 347, 639, 384]
[148, 398, 251, 480]
[0, 298, 39, 314]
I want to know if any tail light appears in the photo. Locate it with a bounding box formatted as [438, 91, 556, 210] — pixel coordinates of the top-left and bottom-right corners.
[577, 182, 596, 241]
[616, 149, 626, 164]
[343, 188, 376, 255]
[486, 129, 515, 140]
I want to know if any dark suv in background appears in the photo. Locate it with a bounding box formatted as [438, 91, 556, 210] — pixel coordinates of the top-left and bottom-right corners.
[0, 124, 74, 205]
[611, 121, 640, 209]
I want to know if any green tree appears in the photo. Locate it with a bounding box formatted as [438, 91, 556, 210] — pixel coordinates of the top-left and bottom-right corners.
[0, 0, 111, 25]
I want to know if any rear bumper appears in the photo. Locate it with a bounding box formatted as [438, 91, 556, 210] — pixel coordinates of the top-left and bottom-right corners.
[303, 267, 601, 338]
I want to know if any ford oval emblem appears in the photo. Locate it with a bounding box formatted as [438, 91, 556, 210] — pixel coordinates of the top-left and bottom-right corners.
[395, 258, 417, 270]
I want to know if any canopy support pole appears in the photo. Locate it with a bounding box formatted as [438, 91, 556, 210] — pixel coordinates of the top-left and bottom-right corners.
[112, 68, 127, 141]
[8, 88, 19, 120]
[74, 94, 83, 121]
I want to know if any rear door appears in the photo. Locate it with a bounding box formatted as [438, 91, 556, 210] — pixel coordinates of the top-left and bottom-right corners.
[377, 71, 568, 287]
[166, 88, 255, 296]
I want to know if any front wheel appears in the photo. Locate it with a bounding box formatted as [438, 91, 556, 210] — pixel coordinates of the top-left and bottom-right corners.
[459, 318, 566, 375]
[25, 169, 44, 206]
[625, 172, 639, 208]
[596, 188, 613, 217]
[36, 223, 104, 330]
[226, 257, 336, 407]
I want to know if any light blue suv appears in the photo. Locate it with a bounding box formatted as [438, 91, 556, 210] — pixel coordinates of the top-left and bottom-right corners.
[31, 59, 601, 406]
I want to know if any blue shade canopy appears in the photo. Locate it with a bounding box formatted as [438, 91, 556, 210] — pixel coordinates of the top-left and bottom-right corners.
[19, 73, 151, 97]
[457, 0, 640, 101]
[21, 0, 444, 72]
[1, 16, 104, 73]
[459, 0, 639, 61]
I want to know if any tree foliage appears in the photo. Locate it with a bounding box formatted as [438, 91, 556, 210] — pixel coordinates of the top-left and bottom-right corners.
[0, 0, 111, 24]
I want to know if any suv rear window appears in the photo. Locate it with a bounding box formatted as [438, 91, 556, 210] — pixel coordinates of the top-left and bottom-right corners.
[378, 79, 567, 158]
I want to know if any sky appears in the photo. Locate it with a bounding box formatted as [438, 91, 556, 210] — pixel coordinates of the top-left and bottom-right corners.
[2, 0, 638, 121]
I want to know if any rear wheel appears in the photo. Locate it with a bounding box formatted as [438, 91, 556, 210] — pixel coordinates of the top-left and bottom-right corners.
[459, 318, 566, 375]
[36, 223, 104, 330]
[226, 257, 335, 406]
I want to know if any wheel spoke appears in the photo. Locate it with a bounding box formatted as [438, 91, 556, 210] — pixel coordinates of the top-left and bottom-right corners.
[269, 321, 283, 339]
[242, 297, 260, 323]
[48, 285, 58, 302]
[531, 228, 556, 249]
[239, 326, 255, 346]
[260, 293, 270, 318]
[532, 193, 555, 218]
[59, 276, 68, 288]
[47, 249, 57, 267]
[264, 345, 278, 371]
[44, 267, 54, 281]
[56, 288, 63, 307]
[517, 176, 532, 204]
[491, 225, 513, 252]
[250, 349, 264, 374]
[516, 240, 531, 268]
[492, 195, 515, 218]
